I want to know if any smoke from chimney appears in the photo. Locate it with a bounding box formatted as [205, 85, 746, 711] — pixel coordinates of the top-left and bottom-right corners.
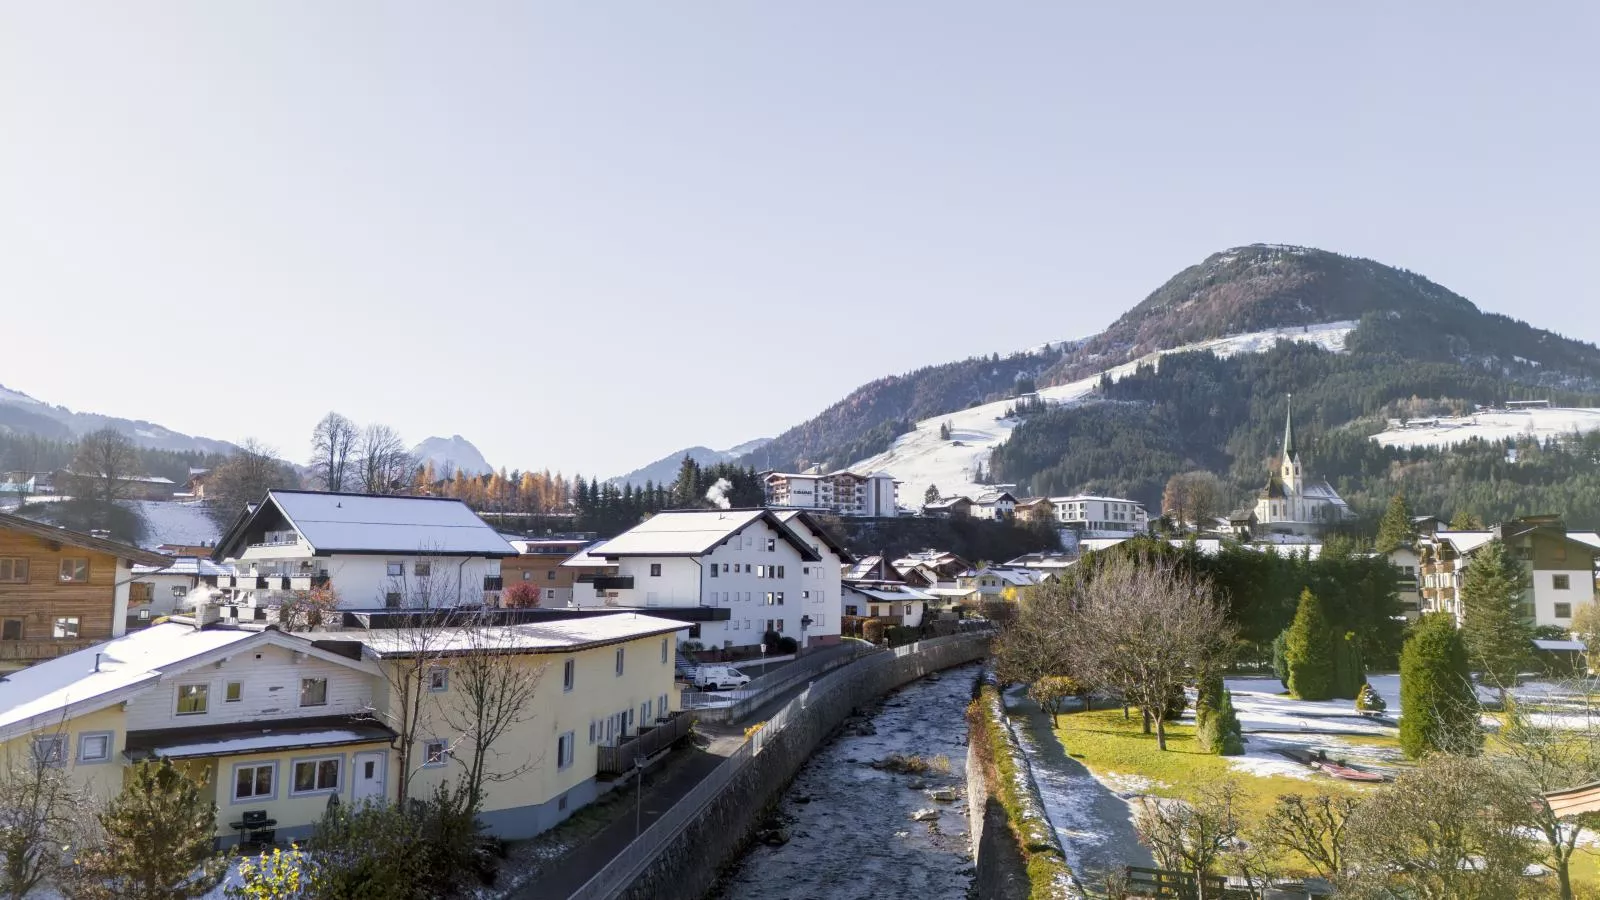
[705, 478, 733, 510]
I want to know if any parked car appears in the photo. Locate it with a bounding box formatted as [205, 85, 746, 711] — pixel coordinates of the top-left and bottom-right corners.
[693, 665, 751, 691]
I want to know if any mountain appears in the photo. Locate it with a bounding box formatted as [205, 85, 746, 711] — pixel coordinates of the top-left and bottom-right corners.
[412, 435, 492, 477]
[737, 244, 1600, 524]
[613, 438, 773, 487]
[0, 383, 237, 455]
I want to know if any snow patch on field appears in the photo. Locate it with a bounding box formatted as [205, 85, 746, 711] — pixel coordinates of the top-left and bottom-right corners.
[1372, 407, 1600, 449]
[852, 321, 1358, 505]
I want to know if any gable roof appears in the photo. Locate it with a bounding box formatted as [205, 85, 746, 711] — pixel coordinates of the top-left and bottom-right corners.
[0, 624, 373, 743]
[772, 509, 855, 563]
[596, 509, 822, 561]
[215, 490, 516, 558]
[0, 511, 170, 566]
[131, 556, 235, 578]
[843, 582, 934, 604]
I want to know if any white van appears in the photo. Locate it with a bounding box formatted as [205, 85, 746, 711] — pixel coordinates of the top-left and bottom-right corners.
[693, 666, 751, 691]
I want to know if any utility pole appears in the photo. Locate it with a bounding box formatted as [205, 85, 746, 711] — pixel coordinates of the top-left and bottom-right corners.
[635, 755, 646, 837]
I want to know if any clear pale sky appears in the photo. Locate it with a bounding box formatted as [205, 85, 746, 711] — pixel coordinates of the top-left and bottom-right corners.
[3, 3, 1597, 478]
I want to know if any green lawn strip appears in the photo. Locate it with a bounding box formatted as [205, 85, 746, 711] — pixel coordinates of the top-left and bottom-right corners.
[970, 685, 1076, 899]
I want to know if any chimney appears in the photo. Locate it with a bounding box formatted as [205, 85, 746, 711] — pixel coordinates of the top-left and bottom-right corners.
[93, 653, 102, 673]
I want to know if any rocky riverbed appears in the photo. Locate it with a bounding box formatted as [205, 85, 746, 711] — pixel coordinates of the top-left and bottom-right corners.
[710, 663, 984, 900]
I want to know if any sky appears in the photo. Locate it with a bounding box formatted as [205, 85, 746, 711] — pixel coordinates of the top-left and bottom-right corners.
[3, 3, 1599, 478]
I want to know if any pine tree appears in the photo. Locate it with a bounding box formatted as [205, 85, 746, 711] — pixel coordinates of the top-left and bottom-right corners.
[1374, 492, 1416, 553]
[1271, 628, 1291, 689]
[1331, 631, 1365, 700]
[62, 758, 226, 900]
[1285, 589, 1336, 701]
[1206, 689, 1246, 756]
[1450, 509, 1485, 530]
[1399, 613, 1482, 758]
[924, 484, 941, 505]
[1195, 669, 1224, 742]
[1460, 539, 1533, 694]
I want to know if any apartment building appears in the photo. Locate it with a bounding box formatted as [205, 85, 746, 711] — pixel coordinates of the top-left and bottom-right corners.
[762, 469, 898, 518]
[1050, 495, 1149, 534]
[501, 538, 590, 607]
[1416, 516, 1600, 628]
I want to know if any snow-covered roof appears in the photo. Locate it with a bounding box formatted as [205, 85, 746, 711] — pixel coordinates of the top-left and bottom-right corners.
[1047, 495, 1145, 506]
[221, 491, 516, 558]
[357, 612, 687, 658]
[771, 509, 854, 562]
[1440, 531, 1496, 555]
[1004, 552, 1077, 570]
[125, 716, 396, 761]
[0, 624, 260, 742]
[597, 510, 821, 561]
[1534, 639, 1586, 652]
[124, 500, 223, 550]
[843, 583, 933, 604]
[131, 556, 235, 578]
[560, 541, 617, 569]
[507, 538, 591, 555]
[1571, 532, 1600, 550]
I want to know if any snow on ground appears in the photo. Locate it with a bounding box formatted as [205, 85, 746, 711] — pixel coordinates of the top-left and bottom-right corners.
[1372, 407, 1600, 450]
[124, 499, 222, 549]
[853, 321, 1358, 505]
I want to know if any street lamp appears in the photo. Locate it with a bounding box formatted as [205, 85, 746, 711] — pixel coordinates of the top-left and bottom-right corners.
[800, 614, 813, 651]
[634, 755, 646, 837]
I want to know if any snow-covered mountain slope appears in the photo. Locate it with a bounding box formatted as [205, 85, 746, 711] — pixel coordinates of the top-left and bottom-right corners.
[611, 437, 773, 486]
[851, 321, 1359, 506]
[1371, 407, 1600, 449]
[0, 382, 237, 454]
[412, 435, 493, 477]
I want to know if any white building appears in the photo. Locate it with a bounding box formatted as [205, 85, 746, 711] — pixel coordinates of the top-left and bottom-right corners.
[1050, 495, 1149, 534]
[762, 470, 899, 518]
[1254, 398, 1354, 536]
[212, 491, 517, 610]
[581, 509, 849, 652]
[129, 556, 235, 624]
[842, 582, 931, 628]
[1416, 517, 1600, 629]
[971, 490, 1018, 520]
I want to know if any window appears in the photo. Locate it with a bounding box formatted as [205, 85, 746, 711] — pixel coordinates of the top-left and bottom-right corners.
[776, 566, 785, 578]
[385, 592, 401, 608]
[775, 619, 784, 633]
[563, 659, 575, 692]
[1556, 602, 1574, 619]
[1, 619, 21, 641]
[721, 563, 729, 573]
[765, 592, 774, 605]
[1554, 574, 1572, 590]
[0, 558, 27, 583]
[765, 538, 776, 552]
[557, 731, 575, 770]
[292, 757, 341, 794]
[743, 619, 751, 630]
[775, 592, 784, 605]
[386, 562, 404, 577]
[650, 563, 661, 577]
[171, 584, 188, 599]
[709, 565, 718, 578]
[659, 693, 669, 716]
[547, 569, 556, 580]
[660, 638, 669, 664]
[802, 566, 809, 576]
[414, 562, 432, 577]
[744, 564, 751, 573]
[58, 559, 88, 583]
[32, 735, 65, 767]
[225, 681, 243, 703]
[845, 605, 858, 616]
[615, 647, 625, 676]
[176, 683, 209, 715]
[78, 731, 113, 764]
[233, 762, 274, 801]
[428, 668, 449, 693]
[522, 571, 531, 581]
[802, 591, 810, 601]
[756, 565, 766, 578]
[423, 740, 450, 767]
[299, 677, 328, 707]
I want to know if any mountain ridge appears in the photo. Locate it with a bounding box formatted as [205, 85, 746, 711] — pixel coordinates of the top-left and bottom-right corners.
[412, 435, 493, 477]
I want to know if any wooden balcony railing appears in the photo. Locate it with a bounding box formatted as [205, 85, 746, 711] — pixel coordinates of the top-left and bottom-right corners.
[596, 711, 695, 776]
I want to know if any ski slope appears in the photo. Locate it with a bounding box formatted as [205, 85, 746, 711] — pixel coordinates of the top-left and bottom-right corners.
[854, 321, 1358, 506]
[1372, 407, 1600, 450]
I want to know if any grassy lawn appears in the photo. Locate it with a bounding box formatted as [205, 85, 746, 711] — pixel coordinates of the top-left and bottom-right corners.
[1051, 705, 1600, 886]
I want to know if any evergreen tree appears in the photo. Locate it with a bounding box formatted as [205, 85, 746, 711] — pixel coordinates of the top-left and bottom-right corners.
[1450, 509, 1486, 530]
[1197, 689, 1246, 756]
[924, 484, 941, 505]
[1399, 613, 1482, 759]
[1460, 539, 1533, 694]
[1374, 492, 1416, 553]
[1331, 631, 1366, 700]
[62, 758, 226, 900]
[1195, 669, 1224, 735]
[1285, 589, 1337, 701]
[1271, 628, 1291, 689]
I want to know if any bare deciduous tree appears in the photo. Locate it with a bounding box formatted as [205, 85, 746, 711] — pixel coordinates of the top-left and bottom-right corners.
[1161, 471, 1226, 531]
[1255, 791, 1358, 881]
[1494, 684, 1600, 900]
[309, 412, 358, 492]
[203, 439, 299, 527]
[1339, 754, 1537, 900]
[0, 734, 89, 900]
[1134, 780, 1245, 900]
[355, 425, 415, 495]
[1069, 554, 1234, 750]
[438, 625, 545, 814]
[69, 428, 140, 505]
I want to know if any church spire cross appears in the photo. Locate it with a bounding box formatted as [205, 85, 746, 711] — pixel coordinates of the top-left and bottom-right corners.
[1283, 393, 1297, 459]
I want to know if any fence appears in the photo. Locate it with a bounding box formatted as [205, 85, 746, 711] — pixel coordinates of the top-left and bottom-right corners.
[679, 641, 878, 717]
[596, 711, 697, 776]
[564, 630, 991, 900]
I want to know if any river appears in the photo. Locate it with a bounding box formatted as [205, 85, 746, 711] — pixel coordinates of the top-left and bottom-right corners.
[710, 663, 984, 900]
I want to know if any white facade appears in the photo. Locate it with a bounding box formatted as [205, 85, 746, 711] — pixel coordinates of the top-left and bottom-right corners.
[585, 510, 846, 651]
[1254, 401, 1353, 535]
[121, 641, 374, 732]
[971, 491, 1017, 520]
[763, 471, 898, 518]
[841, 584, 928, 628]
[1050, 495, 1148, 533]
[1531, 567, 1597, 629]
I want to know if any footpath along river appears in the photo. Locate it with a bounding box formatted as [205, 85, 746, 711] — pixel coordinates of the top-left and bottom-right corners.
[709, 662, 984, 900]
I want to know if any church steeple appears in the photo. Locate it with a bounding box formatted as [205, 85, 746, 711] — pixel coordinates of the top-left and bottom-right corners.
[1282, 393, 1297, 459]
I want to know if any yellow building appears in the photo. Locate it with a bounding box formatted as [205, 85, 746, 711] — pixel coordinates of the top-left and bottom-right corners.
[0, 611, 687, 846]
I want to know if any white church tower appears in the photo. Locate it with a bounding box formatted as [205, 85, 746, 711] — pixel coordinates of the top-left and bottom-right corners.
[1253, 394, 1353, 536]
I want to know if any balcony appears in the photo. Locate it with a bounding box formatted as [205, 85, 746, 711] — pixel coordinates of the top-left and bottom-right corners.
[591, 576, 635, 592]
[596, 711, 695, 776]
[217, 574, 329, 592]
[0, 638, 97, 663]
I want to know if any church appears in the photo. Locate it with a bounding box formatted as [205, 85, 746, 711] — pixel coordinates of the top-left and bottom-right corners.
[1253, 398, 1354, 536]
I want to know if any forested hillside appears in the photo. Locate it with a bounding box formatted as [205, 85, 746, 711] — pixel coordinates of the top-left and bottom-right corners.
[989, 330, 1600, 526]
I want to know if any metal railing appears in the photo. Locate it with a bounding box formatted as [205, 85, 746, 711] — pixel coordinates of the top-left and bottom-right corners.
[565, 631, 991, 900]
[678, 641, 876, 710]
